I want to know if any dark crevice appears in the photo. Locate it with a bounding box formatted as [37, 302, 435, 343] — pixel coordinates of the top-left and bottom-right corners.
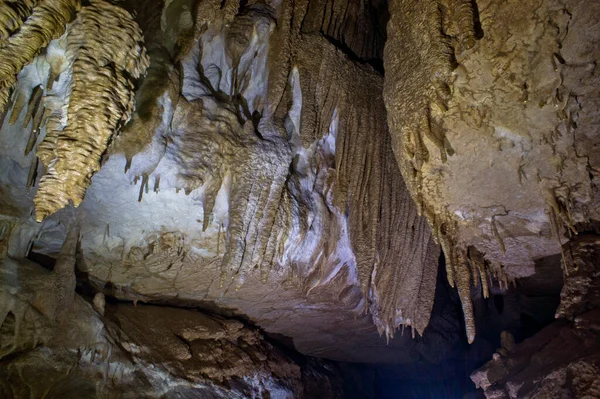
[391, 250, 564, 398]
[470, 0, 484, 39]
[303, 0, 389, 75]
[238, 0, 249, 13]
[320, 31, 385, 75]
[493, 295, 505, 315]
[26, 251, 56, 272]
[369, 0, 390, 56]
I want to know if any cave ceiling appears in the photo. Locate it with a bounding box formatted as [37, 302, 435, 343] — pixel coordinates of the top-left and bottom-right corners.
[0, 0, 599, 397]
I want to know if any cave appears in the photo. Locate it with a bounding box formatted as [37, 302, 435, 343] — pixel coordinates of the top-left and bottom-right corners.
[0, 0, 599, 398]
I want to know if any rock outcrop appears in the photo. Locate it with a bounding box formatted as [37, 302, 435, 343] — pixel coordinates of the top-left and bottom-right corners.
[0, 242, 344, 398]
[472, 233, 600, 398]
[384, 0, 600, 343]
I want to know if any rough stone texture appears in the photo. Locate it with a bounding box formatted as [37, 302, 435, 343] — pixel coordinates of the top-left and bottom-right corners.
[472, 234, 600, 398]
[0, 242, 344, 398]
[471, 317, 600, 399]
[0, 0, 444, 367]
[556, 233, 600, 319]
[384, 0, 600, 342]
[1, 0, 600, 397]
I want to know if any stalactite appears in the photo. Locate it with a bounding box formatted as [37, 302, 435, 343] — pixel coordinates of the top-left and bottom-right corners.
[30, 99, 46, 139]
[45, 38, 69, 90]
[138, 175, 149, 202]
[446, 0, 477, 50]
[455, 247, 475, 344]
[0, 85, 14, 119]
[103, 223, 110, 243]
[33, 0, 150, 222]
[490, 215, 506, 255]
[202, 176, 223, 232]
[438, 223, 457, 288]
[0, 0, 80, 113]
[22, 85, 43, 128]
[543, 187, 580, 276]
[468, 246, 490, 298]
[435, 218, 511, 343]
[0, 0, 38, 43]
[8, 89, 27, 125]
[26, 156, 38, 189]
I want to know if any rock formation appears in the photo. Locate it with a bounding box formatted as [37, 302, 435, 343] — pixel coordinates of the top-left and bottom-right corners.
[384, 0, 600, 343]
[472, 234, 600, 398]
[0, 0, 599, 397]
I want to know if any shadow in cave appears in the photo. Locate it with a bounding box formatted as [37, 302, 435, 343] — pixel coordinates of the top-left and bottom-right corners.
[339, 253, 564, 399]
[71, 249, 564, 398]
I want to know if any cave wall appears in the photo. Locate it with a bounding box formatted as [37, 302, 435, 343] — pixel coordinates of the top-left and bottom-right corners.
[472, 233, 600, 398]
[0, 0, 599, 397]
[0, 0, 446, 367]
[0, 237, 344, 398]
[384, 0, 600, 343]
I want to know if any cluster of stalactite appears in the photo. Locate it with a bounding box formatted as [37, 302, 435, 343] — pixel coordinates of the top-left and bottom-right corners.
[0, 0, 149, 222]
[108, 0, 440, 339]
[0, 0, 80, 114]
[383, 0, 599, 345]
[34, 0, 149, 221]
[383, 0, 508, 343]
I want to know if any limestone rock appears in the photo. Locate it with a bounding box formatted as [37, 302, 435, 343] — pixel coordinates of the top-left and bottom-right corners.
[384, 0, 600, 342]
[0, 0, 442, 365]
[0, 0, 599, 396]
[0, 253, 344, 398]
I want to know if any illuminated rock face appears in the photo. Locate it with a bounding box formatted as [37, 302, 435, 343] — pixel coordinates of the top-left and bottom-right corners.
[384, 0, 600, 342]
[1, 0, 441, 365]
[0, 0, 599, 397]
